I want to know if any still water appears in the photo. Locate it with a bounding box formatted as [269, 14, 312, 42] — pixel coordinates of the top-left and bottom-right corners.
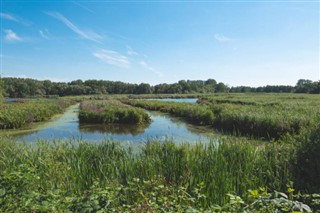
[11, 101, 217, 143]
[142, 98, 198, 103]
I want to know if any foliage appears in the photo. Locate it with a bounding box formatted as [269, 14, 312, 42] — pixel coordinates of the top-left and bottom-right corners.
[0, 76, 3, 102]
[3, 77, 319, 98]
[0, 138, 296, 208]
[293, 121, 320, 192]
[0, 137, 317, 211]
[79, 99, 151, 124]
[230, 79, 319, 94]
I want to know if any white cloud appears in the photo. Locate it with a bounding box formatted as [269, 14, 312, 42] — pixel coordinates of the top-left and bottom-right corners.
[127, 46, 139, 56]
[139, 60, 163, 77]
[0, 12, 32, 26]
[72, 1, 95, 13]
[46, 11, 103, 42]
[39, 29, 51, 39]
[93, 49, 130, 68]
[214, 34, 234, 42]
[4, 29, 22, 41]
[0, 13, 19, 22]
[3, 74, 28, 79]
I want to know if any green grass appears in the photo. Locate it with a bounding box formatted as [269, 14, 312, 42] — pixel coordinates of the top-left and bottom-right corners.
[125, 99, 215, 126]
[126, 93, 320, 140]
[79, 99, 151, 124]
[0, 99, 76, 129]
[1, 133, 319, 211]
[0, 137, 297, 210]
[0, 93, 319, 211]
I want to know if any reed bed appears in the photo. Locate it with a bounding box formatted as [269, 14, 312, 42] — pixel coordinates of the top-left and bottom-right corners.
[0, 99, 75, 129]
[0, 136, 300, 211]
[79, 99, 151, 124]
[126, 94, 320, 140]
[125, 100, 215, 125]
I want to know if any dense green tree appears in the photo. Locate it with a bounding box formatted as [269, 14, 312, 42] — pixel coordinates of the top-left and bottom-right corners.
[216, 82, 229, 93]
[136, 83, 152, 94]
[2, 77, 318, 97]
[178, 80, 190, 93]
[295, 79, 319, 94]
[0, 76, 3, 101]
[204, 79, 217, 93]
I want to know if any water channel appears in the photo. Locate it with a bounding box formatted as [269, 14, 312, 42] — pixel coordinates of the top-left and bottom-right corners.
[7, 99, 220, 143]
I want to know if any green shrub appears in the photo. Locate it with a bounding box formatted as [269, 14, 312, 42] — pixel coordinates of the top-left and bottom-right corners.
[294, 121, 320, 192]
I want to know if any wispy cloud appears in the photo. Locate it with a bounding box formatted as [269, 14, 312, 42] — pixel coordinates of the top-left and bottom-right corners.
[139, 60, 163, 77]
[214, 34, 234, 42]
[39, 29, 51, 40]
[0, 12, 32, 26]
[46, 11, 103, 42]
[4, 29, 22, 42]
[93, 49, 130, 68]
[3, 74, 28, 79]
[72, 1, 95, 13]
[127, 46, 139, 56]
[0, 12, 19, 22]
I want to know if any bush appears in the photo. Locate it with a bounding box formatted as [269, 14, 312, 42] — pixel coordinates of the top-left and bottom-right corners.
[294, 121, 320, 192]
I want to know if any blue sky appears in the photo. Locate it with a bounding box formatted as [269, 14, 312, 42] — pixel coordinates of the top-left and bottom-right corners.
[1, 1, 319, 86]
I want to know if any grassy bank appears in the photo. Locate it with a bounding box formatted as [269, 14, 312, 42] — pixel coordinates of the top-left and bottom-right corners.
[79, 99, 151, 124]
[125, 100, 215, 126]
[0, 99, 76, 129]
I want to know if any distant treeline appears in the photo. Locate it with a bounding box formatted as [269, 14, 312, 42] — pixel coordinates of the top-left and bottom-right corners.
[230, 79, 319, 94]
[1, 77, 319, 98]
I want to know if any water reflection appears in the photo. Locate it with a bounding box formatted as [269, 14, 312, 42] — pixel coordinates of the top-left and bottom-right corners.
[7, 101, 217, 143]
[79, 123, 150, 136]
[141, 98, 198, 103]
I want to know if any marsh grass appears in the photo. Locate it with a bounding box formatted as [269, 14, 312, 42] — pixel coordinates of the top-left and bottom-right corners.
[0, 137, 293, 206]
[79, 99, 151, 124]
[127, 93, 320, 140]
[126, 100, 215, 126]
[0, 93, 319, 211]
[0, 99, 75, 129]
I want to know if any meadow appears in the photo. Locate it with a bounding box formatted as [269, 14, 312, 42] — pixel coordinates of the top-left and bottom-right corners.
[0, 93, 319, 212]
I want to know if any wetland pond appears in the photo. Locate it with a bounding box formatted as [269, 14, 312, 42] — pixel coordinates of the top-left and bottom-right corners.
[7, 99, 221, 143]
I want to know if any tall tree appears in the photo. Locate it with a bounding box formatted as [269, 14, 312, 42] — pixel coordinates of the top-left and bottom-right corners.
[0, 76, 3, 101]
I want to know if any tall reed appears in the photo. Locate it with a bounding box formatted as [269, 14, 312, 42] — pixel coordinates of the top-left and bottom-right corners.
[0, 137, 294, 206]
